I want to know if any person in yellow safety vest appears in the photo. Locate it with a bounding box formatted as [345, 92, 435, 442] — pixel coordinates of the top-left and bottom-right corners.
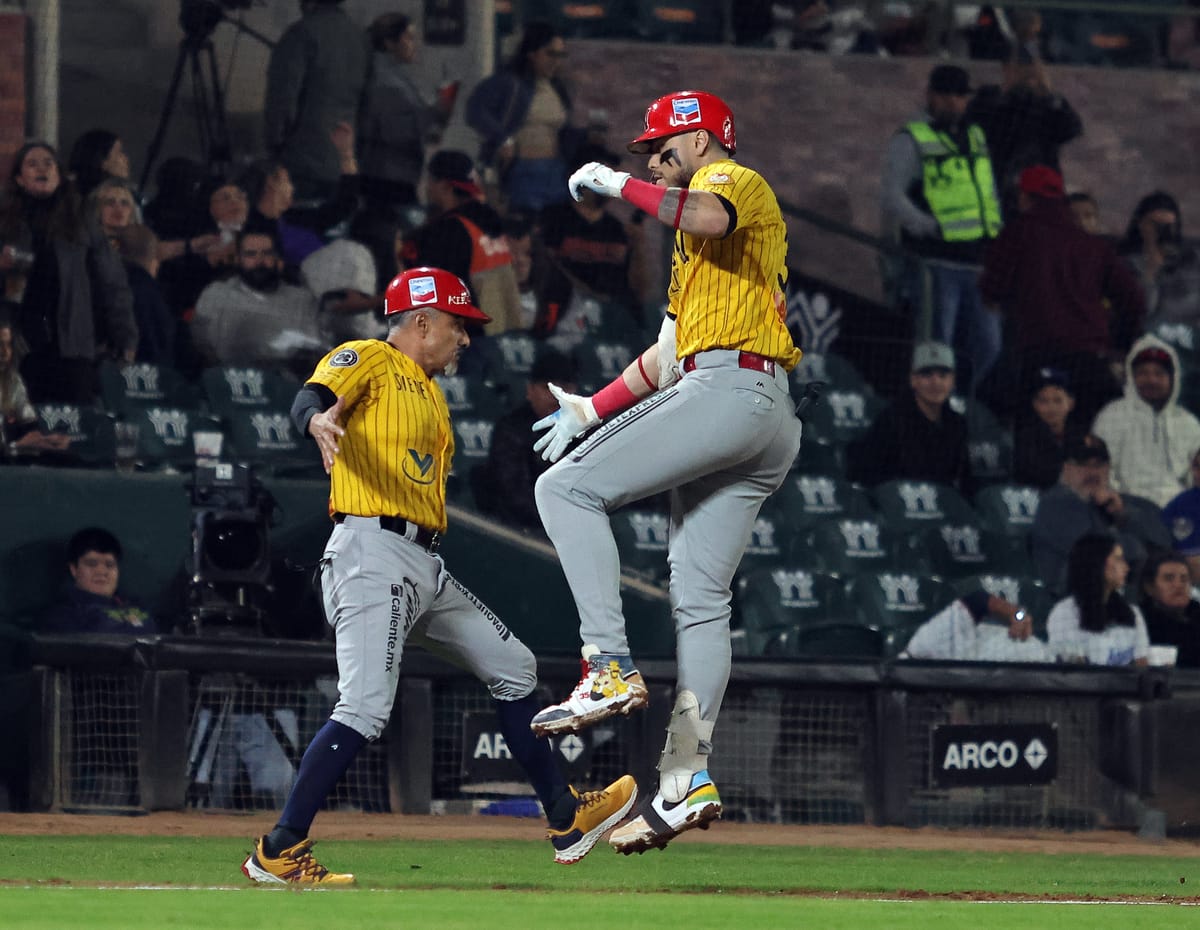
[881, 64, 1003, 393]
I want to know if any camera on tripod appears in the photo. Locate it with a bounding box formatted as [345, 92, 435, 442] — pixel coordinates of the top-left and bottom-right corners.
[180, 0, 254, 43]
[186, 462, 275, 636]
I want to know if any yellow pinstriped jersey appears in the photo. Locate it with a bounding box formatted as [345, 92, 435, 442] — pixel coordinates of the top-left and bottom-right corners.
[670, 158, 801, 372]
[306, 339, 454, 532]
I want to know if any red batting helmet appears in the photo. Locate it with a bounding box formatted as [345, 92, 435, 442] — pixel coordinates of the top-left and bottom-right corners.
[627, 90, 736, 155]
[384, 267, 491, 322]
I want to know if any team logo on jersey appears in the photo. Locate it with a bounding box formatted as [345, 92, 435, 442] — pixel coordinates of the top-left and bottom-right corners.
[670, 97, 701, 127]
[329, 349, 359, 368]
[1173, 516, 1195, 543]
[403, 448, 436, 485]
[706, 172, 731, 185]
[408, 275, 438, 306]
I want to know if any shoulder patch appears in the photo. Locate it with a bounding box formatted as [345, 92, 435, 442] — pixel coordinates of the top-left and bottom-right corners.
[706, 172, 732, 185]
[329, 349, 359, 368]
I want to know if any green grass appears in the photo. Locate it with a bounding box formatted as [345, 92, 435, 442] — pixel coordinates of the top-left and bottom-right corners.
[1, 836, 1197, 928]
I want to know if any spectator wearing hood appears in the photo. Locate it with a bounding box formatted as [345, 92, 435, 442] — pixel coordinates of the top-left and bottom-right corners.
[1092, 336, 1200, 508]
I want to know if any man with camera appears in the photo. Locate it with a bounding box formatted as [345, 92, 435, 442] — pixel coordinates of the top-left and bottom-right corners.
[240, 267, 635, 886]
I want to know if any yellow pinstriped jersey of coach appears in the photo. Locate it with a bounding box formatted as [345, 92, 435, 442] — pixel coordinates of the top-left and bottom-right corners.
[670, 158, 801, 372]
[306, 339, 454, 532]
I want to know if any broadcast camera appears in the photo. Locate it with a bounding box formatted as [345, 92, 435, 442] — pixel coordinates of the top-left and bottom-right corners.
[180, 0, 254, 42]
[186, 462, 276, 636]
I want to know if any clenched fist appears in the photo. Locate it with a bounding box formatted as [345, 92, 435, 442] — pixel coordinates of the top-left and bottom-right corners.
[568, 162, 631, 202]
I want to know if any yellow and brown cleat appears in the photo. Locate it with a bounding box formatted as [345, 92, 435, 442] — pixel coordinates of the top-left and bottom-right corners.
[241, 836, 356, 886]
[548, 774, 639, 864]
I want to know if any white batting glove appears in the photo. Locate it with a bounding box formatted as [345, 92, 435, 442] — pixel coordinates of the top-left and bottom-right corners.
[532, 383, 601, 462]
[656, 314, 680, 389]
[568, 162, 631, 202]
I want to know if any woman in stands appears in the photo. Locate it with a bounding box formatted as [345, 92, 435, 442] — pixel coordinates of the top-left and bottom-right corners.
[0, 142, 136, 404]
[1046, 533, 1149, 665]
[67, 128, 131, 202]
[0, 311, 70, 456]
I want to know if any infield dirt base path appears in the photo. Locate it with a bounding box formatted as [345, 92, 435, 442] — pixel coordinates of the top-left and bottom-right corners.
[2, 812, 1198, 859]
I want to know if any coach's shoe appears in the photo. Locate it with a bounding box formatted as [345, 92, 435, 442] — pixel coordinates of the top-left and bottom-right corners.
[531, 645, 648, 737]
[548, 774, 639, 864]
[608, 770, 722, 855]
[242, 836, 356, 886]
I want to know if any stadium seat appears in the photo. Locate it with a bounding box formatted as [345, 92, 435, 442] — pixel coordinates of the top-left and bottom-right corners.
[452, 418, 496, 466]
[479, 330, 539, 396]
[735, 511, 796, 575]
[791, 437, 844, 475]
[804, 387, 884, 446]
[435, 373, 507, 420]
[951, 572, 1057, 637]
[127, 405, 217, 471]
[870, 479, 977, 531]
[770, 471, 874, 530]
[575, 339, 640, 394]
[805, 515, 907, 577]
[967, 424, 1014, 486]
[765, 622, 885, 660]
[922, 522, 1032, 580]
[35, 403, 116, 467]
[201, 366, 300, 419]
[223, 407, 320, 477]
[973, 484, 1041, 540]
[734, 566, 846, 655]
[98, 360, 197, 418]
[611, 507, 671, 583]
[790, 351, 871, 394]
[848, 571, 954, 633]
[949, 394, 1004, 437]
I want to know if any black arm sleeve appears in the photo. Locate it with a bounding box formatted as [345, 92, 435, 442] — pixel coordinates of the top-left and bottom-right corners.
[291, 382, 337, 438]
[960, 589, 992, 621]
[713, 193, 738, 239]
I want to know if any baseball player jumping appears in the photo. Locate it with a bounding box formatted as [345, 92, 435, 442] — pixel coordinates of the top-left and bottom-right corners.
[241, 267, 635, 886]
[530, 91, 803, 852]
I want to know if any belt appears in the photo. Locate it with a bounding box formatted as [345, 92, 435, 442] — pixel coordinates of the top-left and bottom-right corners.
[333, 513, 441, 552]
[682, 351, 776, 376]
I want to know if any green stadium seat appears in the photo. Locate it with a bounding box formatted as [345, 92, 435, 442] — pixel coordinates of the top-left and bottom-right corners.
[35, 403, 117, 467]
[734, 566, 846, 655]
[223, 408, 321, 478]
[791, 437, 844, 475]
[871, 479, 977, 531]
[200, 366, 300, 419]
[967, 425, 1014, 486]
[575, 339, 640, 394]
[922, 522, 1031, 580]
[127, 405, 218, 471]
[806, 515, 907, 577]
[612, 507, 671, 583]
[973, 483, 1041, 539]
[769, 472, 873, 530]
[435, 373, 507, 420]
[805, 387, 885, 446]
[847, 571, 954, 632]
[765, 622, 885, 660]
[951, 572, 1057, 638]
[98, 360, 197, 417]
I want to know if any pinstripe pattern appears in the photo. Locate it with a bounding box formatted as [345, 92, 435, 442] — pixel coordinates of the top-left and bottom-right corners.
[671, 159, 801, 372]
[307, 339, 454, 531]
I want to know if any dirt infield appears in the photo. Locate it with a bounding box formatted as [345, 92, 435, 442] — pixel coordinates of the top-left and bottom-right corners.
[2, 811, 1198, 858]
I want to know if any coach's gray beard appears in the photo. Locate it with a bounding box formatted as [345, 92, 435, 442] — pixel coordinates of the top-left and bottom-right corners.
[442, 358, 458, 377]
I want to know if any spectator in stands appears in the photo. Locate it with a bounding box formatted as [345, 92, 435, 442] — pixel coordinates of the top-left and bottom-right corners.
[0, 141, 136, 404]
[1030, 434, 1170, 596]
[1161, 447, 1200, 583]
[505, 212, 542, 331]
[881, 64, 1002, 391]
[1046, 533, 1148, 665]
[1067, 191, 1101, 235]
[538, 143, 649, 336]
[0, 311, 69, 457]
[263, 0, 369, 204]
[1092, 337, 1200, 508]
[141, 156, 207, 242]
[42, 527, 157, 635]
[465, 21, 586, 213]
[474, 349, 579, 531]
[1013, 365, 1087, 489]
[900, 587, 1050, 662]
[1138, 549, 1200, 667]
[191, 228, 322, 373]
[1117, 191, 1200, 331]
[88, 177, 139, 251]
[846, 340, 971, 492]
[400, 150, 523, 335]
[979, 165, 1145, 426]
[239, 161, 325, 269]
[115, 224, 175, 366]
[359, 13, 453, 211]
[299, 238, 385, 344]
[67, 128, 131, 201]
[964, 47, 1083, 221]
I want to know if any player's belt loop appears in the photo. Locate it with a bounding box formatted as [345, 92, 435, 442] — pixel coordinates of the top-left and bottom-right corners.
[333, 512, 441, 552]
[681, 351, 775, 377]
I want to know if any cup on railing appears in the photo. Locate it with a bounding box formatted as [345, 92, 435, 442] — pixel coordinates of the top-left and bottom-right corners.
[1148, 644, 1179, 667]
[193, 430, 223, 468]
[114, 422, 140, 473]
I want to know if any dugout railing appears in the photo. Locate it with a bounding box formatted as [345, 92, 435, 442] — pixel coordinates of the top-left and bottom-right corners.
[21, 633, 1183, 835]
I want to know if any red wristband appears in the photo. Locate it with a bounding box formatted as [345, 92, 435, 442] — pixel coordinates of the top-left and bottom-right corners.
[591, 375, 640, 420]
[620, 177, 667, 218]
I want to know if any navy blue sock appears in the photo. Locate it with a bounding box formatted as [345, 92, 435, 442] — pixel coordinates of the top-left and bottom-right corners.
[267, 719, 367, 854]
[494, 694, 570, 818]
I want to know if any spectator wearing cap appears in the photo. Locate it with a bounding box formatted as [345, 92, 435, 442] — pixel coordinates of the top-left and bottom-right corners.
[399, 150, 523, 338]
[1161, 448, 1200, 583]
[964, 47, 1083, 222]
[1031, 433, 1170, 596]
[473, 349, 580, 531]
[979, 164, 1145, 427]
[846, 340, 971, 492]
[1013, 365, 1088, 488]
[881, 64, 1003, 393]
[1091, 336, 1200, 508]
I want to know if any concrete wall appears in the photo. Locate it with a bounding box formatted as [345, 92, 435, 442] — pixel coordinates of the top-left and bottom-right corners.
[0, 12, 25, 169]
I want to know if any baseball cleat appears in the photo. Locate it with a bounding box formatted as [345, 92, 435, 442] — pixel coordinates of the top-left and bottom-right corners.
[530, 644, 648, 737]
[608, 770, 722, 855]
[548, 774, 639, 864]
[241, 836, 356, 886]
